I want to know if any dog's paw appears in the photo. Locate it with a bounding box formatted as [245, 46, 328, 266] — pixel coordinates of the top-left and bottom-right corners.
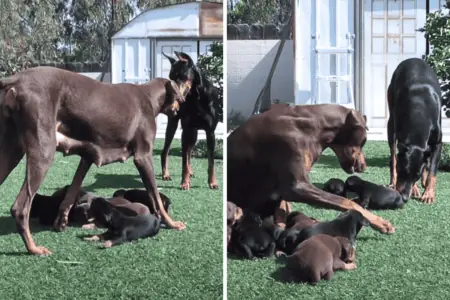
[344, 262, 357, 270]
[82, 223, 97, 230]
[84, 235, 100, 242]
[53, 215, 69, 232]
[209, 181, 219, 189]
[171, 221, 186, 230]
[275, 251, 286, 258]
[411, 184, 421, 198]
[162, 173, 172, 181]
[29, 245, 52, 256]
[102, 240, 113, 248]
[371, 217, 395, 234]
[420, 190, 435, 204]
[180, 182, 190, 190]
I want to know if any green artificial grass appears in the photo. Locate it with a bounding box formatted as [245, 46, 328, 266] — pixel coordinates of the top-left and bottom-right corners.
[0, 139, 223, 300]
[227, 141, 450, 300]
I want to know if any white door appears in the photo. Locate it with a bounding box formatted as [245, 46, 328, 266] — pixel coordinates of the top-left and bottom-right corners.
[155, 40, 198, 134]
[112, 38, 151, 84]
[363, 0, 426, 130]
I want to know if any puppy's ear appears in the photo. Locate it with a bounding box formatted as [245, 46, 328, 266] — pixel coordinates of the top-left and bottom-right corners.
[174, 51, 194, 67]
[346, 110, 367, 130]
[162, 52, 176, 65]
[165, 80, 184, 104]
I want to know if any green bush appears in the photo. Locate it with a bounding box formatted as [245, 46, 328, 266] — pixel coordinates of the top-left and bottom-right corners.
[419, 3, 450, 106]
[439, 143, 450, 171]
[192, 139, 223, 159]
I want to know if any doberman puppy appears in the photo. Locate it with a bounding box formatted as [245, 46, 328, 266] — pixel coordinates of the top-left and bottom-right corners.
[345, 176, 404, 210]
[277, 211, 320, 253]
[113, 189, 172, 215]
[278, 234, 356, 285]
[281, 210, 368, 255]
[83, 197, 160, 248]
[227, 201, 243, 246]
[81, 196, 151, 230]
[161, 51, 222, 190]
[0, 68, 187, 255]
[30, 186, 94, 226]
[323, 178, 346, 197]
[228, 212, 283, 259]
[228, 103, 395, 238]
[387, 58, 442, 204]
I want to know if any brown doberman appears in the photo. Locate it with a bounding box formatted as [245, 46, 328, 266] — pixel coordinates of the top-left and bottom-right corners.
[227, 104, 395, 236]
[0, 67, 189, 255]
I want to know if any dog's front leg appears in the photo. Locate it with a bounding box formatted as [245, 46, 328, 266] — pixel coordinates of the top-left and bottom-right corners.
[283, 181, 395, 234]
[161, 116, 179, 181]
[180, 128, 197, 190]
[387, 117, 397, 188]
[11, 134, 56, 255]
[134, 153, 186, 230]
[206, 130, 219, 189]
[421, 142, 442, 204]
[54, 158, 92, 231]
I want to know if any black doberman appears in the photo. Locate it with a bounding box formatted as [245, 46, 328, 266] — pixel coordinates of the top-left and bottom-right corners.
[161, 51, 223, 190]
[387, 58, 442, 204]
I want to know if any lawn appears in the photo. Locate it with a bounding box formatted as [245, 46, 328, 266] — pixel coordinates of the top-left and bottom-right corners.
[0, 139, 223, 300]
[227, 141, 450, 300]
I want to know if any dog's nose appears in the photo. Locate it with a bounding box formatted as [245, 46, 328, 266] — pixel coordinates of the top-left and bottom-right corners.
[401, 193, 410, 203]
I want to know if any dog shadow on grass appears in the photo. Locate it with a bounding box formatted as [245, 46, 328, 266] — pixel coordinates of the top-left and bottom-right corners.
[83, 173, 203, 191]
[152, 147, 183, 157]
[317, 154, 390, 169]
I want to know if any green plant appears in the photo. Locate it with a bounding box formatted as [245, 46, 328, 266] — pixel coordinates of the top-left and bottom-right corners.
[439, 143, 450, 171]
[419, 3, 450, 106]
[192, 139, 223, 159]
[197, 41, 223, 122]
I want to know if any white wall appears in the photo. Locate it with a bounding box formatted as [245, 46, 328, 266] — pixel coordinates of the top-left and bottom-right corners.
[227, 40, 294, 117]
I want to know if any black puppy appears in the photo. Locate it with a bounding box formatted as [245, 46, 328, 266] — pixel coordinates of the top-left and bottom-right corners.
[387, 58, 442, 204]
[113, 189, 172, 215]
[277, 211, 319, 253]
[84, 197, 160, 248]
[229, 212, 283, 259]
[30, 186, 94, 226]
[281, 210, 368, 255]
[323, 178, 346, 197]
[345, 176, 404, 209]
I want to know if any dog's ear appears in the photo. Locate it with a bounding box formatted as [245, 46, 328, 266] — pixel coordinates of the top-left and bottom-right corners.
[346, 110, 367, 129]
[165, 80, 184, 102]
[174, 51, 194, 67]
[362, 114, 369, 131]
[162, 52, 177, 65]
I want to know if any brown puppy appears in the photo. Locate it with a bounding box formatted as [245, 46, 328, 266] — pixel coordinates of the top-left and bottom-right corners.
[227, 201, 243, 246]
[280, 234, 356, 285]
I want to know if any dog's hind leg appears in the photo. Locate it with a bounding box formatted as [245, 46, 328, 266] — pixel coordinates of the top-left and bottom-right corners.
[161, 116, 179, 181]
[54, 158, 92, 231]
[0, 121, 25, 185]
[180, 128, 197, 190]
[134, 145, 185, 230]
[10, 134, 56, 255]
[206, 130, 219, 189]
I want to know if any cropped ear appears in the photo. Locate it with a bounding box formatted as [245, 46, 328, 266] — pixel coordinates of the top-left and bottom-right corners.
[174, 51, 194, 67]
[162, 52, 176, 65]
[346, 110, 367, 129]
[363, 115, 369, 131]
[336, 237, 355, 262]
